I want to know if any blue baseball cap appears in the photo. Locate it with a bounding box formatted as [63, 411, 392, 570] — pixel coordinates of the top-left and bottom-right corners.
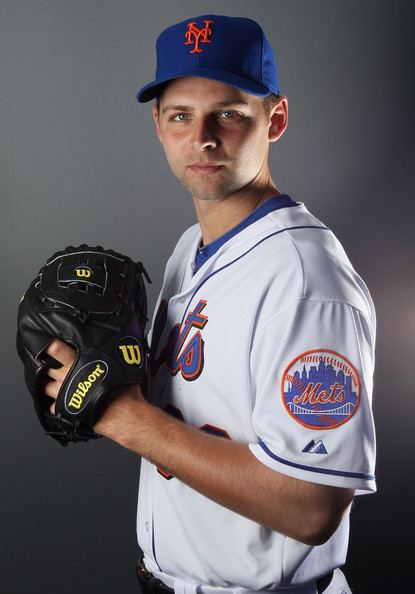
[137, 14, 279, 103]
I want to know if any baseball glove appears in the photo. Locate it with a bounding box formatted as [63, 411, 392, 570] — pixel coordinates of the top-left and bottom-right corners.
[16, 244, 151, 446]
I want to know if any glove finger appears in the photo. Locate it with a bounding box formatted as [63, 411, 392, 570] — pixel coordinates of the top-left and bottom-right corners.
[47, 365, 69, 383]
[44, 378, 60, 399]
[40, 353, 63, 369]
[46, 339, 77, 368]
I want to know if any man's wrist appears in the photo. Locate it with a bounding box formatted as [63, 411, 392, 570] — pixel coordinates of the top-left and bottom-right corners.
[93, 384, 150, 448]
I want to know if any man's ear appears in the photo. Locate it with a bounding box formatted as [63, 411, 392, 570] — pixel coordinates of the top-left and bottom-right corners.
[152, 104, 163, 143]
[268, 96, 288, 143]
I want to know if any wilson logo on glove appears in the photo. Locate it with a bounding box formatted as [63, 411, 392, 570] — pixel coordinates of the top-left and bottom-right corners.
[65, 361, 108, 414]
[74, 266, 93, 278]
[118, 337, 143, 366]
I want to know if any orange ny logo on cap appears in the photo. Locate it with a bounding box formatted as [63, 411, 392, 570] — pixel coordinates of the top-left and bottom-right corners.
[184, 19, 214, 53]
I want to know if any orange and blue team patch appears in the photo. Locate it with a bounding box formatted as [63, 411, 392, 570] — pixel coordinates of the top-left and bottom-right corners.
[281, 349, 361, 430]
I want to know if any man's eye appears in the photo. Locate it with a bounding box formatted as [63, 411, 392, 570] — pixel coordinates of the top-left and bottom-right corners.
[219, 111, 239, 119]
[172, 113, 191, 121]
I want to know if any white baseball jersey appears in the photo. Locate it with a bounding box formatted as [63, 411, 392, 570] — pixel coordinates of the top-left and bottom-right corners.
[137, 196, 376, 594]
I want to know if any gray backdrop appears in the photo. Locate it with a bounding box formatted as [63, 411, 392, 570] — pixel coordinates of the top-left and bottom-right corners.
[1, 1, 413, 593]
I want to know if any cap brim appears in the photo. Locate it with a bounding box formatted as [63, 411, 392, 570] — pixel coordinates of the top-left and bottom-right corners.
[137, 66, 276, 103]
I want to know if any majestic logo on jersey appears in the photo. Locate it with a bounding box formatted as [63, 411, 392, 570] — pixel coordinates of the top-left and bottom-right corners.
[302, 439, 328, 454]
[282, 349, 361, 430]
[184, 19, 214, 53]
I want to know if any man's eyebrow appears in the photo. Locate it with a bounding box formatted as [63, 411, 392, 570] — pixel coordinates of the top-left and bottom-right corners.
[162, 104, 194, 114]
[161, 100, 249, 114]
[215, 100, 249, 108]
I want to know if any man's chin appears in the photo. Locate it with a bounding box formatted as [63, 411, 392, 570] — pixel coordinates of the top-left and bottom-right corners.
[186, 186, 234, 202]
[179, 175, 236, 202]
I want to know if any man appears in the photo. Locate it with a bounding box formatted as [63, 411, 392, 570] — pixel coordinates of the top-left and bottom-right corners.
[44, 14, 376, 594]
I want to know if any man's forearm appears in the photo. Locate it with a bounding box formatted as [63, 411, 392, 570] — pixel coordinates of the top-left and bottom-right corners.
[95, 386, 354, 546]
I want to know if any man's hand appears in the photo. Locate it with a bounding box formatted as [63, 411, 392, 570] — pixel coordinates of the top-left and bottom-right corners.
[43, 339, 146, 438]
[44, 340, 77, 414]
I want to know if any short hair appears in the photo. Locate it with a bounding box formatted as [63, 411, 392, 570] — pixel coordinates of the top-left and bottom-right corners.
[262, 93, 280, 116]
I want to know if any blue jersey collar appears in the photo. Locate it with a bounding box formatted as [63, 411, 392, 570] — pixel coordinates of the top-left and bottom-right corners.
[194, 194, 297, 274]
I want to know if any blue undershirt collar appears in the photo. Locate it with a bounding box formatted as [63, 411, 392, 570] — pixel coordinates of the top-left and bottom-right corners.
[194, 194, 297, 274]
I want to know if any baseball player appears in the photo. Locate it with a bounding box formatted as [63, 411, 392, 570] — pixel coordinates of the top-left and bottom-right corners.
[41, 14, 376, 594]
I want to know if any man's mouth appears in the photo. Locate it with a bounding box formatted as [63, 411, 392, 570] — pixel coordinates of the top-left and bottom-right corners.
[187, 163, 224, 175]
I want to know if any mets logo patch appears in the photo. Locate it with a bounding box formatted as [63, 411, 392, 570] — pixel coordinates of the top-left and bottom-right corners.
[184, 20, 213, 54]
[184, 19, 214, 53]
[281, 349, 361, 430]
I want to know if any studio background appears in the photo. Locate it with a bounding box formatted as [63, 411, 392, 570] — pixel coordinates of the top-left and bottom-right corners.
[1, 1, 413, 593]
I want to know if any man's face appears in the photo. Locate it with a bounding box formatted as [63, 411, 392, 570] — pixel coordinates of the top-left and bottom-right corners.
[153, 77, 279, 202]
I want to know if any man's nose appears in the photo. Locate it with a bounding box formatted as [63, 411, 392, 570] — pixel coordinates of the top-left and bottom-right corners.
[191, 116, 219, 151]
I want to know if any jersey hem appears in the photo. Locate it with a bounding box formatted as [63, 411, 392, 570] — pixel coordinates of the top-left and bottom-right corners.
[249, 441, 376, 493]
[144, 556, 338, 594]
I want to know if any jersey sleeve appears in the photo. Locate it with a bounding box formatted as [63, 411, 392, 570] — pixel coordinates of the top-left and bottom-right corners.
[248, 298, 376, 493]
